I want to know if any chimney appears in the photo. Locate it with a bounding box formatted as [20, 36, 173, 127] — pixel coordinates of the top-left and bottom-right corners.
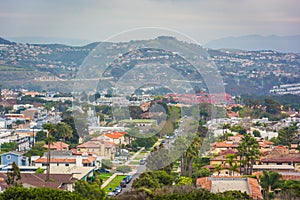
[76, 156, 83, 167]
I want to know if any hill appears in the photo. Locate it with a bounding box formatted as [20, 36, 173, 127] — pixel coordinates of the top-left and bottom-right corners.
[205, 35, 300, 53]
[0, 36, 299, 95]
[0, 37, 14, 45]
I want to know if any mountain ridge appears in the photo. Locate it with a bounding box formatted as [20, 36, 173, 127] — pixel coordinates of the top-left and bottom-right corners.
[205, 34, 300, 53]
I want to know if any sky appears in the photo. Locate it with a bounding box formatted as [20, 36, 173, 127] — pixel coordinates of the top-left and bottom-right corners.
[1, 0, 300, 45]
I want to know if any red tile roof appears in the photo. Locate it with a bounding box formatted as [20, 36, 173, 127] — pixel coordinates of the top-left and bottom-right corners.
[247, 177, 264, 200]
[214, 141, 239, 148]
[104, 131, 126, 139]
[43, 142, 69, 151]
[196, 177, 263, 200]
[196, 177, 212, 190]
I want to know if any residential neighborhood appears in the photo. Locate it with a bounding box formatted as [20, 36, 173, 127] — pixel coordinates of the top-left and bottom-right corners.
[0, 85, 299, 199]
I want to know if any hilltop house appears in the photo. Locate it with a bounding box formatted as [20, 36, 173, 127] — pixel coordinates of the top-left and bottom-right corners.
[76, 140, 115, 160]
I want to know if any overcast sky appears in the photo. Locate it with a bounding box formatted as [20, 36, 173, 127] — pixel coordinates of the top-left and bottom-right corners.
[1, 0, 300, 44]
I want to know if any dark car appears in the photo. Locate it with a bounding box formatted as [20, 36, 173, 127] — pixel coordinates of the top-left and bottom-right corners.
[120, 180, 127, 188]
[139, 159, 146, 165]
[124, 175, 132, 183]
[98, 168, 110, 173]
[113, 186, 122, 195]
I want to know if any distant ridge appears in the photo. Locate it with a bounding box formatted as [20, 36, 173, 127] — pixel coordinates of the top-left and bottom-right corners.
[8, 36, 91, 46]
[205, 35, 300, 53]
[0, 37, 14, 45]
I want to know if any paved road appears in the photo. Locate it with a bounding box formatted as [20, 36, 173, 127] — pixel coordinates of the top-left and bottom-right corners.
[119, 163, 147, 194]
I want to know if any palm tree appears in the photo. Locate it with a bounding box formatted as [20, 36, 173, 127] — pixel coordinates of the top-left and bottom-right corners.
[43, 123, 57, 182]
[56, 122, 73, 148]
[214, 164, 222, 176]
[260, 170, 282, 200]
[187, 136, 202, 177]
[225, 154, 238, 176]
[237, 134, 260, 175]
[222, 123, 231, 136]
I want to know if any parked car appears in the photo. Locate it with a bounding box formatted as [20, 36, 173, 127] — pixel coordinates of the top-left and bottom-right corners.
[107, 192, 115, 197]
[139, 159, 146, 165]
[120, 180, 127, 188]
[112, 160, 123, 164]
[97, 168, 110, 173]
[124, 175, 132, 183]
[113, 186, 122, 195]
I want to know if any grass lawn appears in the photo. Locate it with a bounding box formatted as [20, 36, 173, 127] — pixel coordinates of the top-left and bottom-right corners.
[129, 160, 140, 165]
[103, 175, 127, 194]
[98, 173, 113, 182]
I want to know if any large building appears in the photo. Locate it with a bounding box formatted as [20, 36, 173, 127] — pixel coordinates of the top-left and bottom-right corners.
[197, 177, 263, 200]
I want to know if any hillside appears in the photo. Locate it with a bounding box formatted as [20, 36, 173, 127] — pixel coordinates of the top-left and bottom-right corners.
[205, 35, 300, 53]
[0, 36, 299, 95]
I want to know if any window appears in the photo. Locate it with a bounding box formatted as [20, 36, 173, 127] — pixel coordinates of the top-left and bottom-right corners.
[65, 163, 69, 166]
[6, 155, 11, 160]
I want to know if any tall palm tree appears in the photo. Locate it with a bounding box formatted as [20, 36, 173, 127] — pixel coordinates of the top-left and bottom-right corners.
[187, 136, 202, 177]
[43, 123, 56, 182]
[260, 170, 282, 200]
[56, 122, 73, 149]
[225, 154, 238, 176]
[237, 134, 260, 175]
[214, 164, 222, 176]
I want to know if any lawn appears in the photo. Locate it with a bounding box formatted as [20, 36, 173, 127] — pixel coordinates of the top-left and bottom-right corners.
[98, 173, 113, 182]
[103, 175, 127, 194]
[129, 160, 140, 165]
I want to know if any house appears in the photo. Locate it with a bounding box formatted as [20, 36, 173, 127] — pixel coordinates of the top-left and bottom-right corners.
[0, 173, 77, 192]
[49, 166, 96, 181]
[0, 151, 29, 166]
[119, 119, 157, 127]
[260, 146, 300, 171]
[211, 141, 239, 154]
[196, 177, 263, 200]
[76, 140, 115, 160]
[33, 151, 96, 167]
[102, 131, 127, 145]
[43, 141, 69, 151]
[252, 165, 295, 173]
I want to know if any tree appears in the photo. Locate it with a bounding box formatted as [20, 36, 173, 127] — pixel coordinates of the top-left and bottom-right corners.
[252, 130, 261, 137]
[230, 125, 247, 134]
[280, 180, 300, 199]
[237, 134, 260, 175]
[226, 154, 239, 176]
[0, 186, 83, 200]
[116, 165, 132, 174]
[265, 98, 281, 115]
[222, 123, 231, 135]
[74, 178, 105, 200]
[260, 170, 281, 200]
[176, 176, 192, 185]
[132, 170, 174, 189]
[24, 141, 46, 157]
[186, 135, 202, 177]
[35, 130, 47, 142]
[56, 122, 73, 143]
[214, 164, 222, 176]
[0, 142, 18, 152]
[6, 162, 21, 186]
[43, 123, 57, 182]
[277, 123, 298, 147]
[35, 167, 45, 174]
